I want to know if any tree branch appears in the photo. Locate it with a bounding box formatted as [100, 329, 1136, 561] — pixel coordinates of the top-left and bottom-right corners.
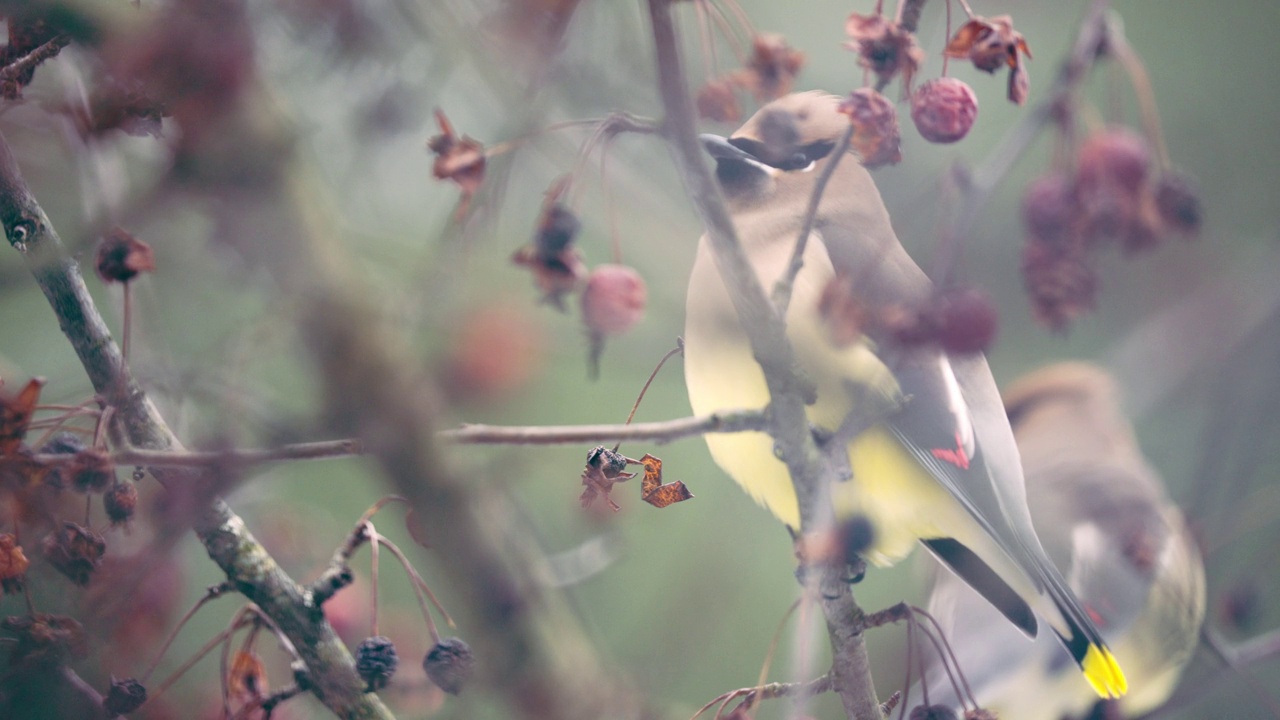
[645, 1, 882, 717]
[0, 132, 393, 720]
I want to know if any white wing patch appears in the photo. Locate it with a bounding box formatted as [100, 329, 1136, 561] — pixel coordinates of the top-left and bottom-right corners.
[937, 355, 976, 459]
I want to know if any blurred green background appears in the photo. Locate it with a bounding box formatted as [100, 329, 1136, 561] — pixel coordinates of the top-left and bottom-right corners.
[2, 0, 1279, 718]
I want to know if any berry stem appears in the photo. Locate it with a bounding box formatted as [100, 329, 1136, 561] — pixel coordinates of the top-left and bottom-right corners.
[942, 0, 953, 76]
[1106, 19, 1171, 170]
[612, 342, 684, 453]
[955, 0, 974, 19]
[367, 522, 380, 637]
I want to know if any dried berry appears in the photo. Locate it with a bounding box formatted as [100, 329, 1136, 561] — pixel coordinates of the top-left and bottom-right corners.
[935, 287, 998, 355]
[910, 78, 978, 144]
[96, 228, 156, 284]
[69, 448, 115, 494]
[104, 677, 148, 715]
[104, 481, 138, 525]
[1, 613, 87, 666]
[424, 637, 474, 695]
[739, 34, 805, 102]
[0, 534, 30, 595]
[1077, 128, 1151, 198]
[1154, 171, 1203, 237]
[514, 182, 588, 311]
[581, 265, 647, 337]
[41, 522, 106, 586]
[696, 78, 742, 123]
[1021, 172, 1077, 244]
[355, 635, 399, 691]
[1021, 238, 1097, 331]
[845, 13, 924, 91]
[837, 88, 901, 168]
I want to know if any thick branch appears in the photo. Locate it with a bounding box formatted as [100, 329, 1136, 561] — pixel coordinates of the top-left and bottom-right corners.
[0, 133, 391, 720]
[646, 1, 881, 717]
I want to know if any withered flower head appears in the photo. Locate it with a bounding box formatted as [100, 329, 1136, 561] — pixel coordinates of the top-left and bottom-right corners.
[944, 15, 1032, 104]
[355, 635, 399, 691]
[845, 13, 924, 92]
[41, 522, 106, 586]
[104, 677, 148, 716]
[837, 88, 902, 168]
[739, 33, 805, 102]
[96, 227, 156, 284]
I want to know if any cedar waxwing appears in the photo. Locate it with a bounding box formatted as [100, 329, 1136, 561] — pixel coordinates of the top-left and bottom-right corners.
[915, 362, 1205, 719]
[682, 92, 1127, 697]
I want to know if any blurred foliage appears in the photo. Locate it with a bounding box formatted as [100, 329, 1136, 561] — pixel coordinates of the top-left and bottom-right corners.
[1, 0, 1279, 718]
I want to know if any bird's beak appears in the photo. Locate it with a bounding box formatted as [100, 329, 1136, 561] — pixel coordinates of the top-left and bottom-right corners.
[700, 133, 755, 162]
[700, 133, 777, 181]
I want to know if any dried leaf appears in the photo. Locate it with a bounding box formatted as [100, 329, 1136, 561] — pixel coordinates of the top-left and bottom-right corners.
[945, 15, 1032, 103]
[513, 178, 588, 311]
[637, 454, 693, 509]
[229, 650, 268, 703]
[0, 378, 45, 456]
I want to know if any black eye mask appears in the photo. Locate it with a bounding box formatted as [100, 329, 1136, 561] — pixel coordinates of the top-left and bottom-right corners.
[726, 137, 836, 170]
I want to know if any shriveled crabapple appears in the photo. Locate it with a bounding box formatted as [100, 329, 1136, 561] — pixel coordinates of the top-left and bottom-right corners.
[581, 264, 647, 337]
[910, 77, 978, 144]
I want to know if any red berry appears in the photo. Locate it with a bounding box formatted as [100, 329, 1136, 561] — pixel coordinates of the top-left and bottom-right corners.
[1077, 127, 1150, 196]
[910, 78, 978, 144]
[581, 264, 647, 336]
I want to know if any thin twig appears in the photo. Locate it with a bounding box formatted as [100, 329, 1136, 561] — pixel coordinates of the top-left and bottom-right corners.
[443, 410, 768, 446]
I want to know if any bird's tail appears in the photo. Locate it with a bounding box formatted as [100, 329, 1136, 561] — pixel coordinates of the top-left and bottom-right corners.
[1040, 563, 1129, 698]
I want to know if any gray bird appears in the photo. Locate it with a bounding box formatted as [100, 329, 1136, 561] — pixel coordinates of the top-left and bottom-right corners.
[917, 362, 1204, 718]
[683, 91, 1126, 698]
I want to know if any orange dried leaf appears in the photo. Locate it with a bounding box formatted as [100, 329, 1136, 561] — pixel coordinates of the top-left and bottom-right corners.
[637, 454, 693, 509]
[229, 650, 268, 702]
[0, 533, 29, 594]
[0, 378, 45, 456]
[945, 15, 1032, 103]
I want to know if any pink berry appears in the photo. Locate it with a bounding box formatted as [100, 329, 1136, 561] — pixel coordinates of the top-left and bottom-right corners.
[1021, 172, 1076, 243]
[581, 264, 647, 336]
[936, 287, 998, 354]
[910, 78, 978, 144]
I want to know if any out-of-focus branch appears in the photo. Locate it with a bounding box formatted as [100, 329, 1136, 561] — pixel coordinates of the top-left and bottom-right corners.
[0, 134, 392, 719]
[646, 0, 882, 717]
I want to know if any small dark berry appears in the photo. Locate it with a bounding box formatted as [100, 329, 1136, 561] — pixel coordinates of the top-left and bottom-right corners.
[424, 637, 474, 695]
[96, 227, 156, 284]
[908, 704, 959, 720]
[41, 522, 106, 586]
[104, 677, 148, 715]
[70, 448, 115, 494]
[355, 635, 399, 691]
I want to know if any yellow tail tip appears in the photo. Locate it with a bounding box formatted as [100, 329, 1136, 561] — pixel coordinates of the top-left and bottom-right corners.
[1082, 645, 1128, 699]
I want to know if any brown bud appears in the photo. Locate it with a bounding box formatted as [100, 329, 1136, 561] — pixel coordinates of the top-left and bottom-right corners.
[96, 227, 156, 283]
[104, 677, 148, 715]
[910, 78, 978, 144]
